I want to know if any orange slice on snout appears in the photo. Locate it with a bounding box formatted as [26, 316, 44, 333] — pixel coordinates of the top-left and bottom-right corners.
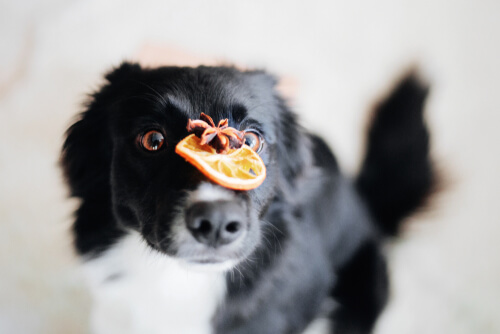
[175, 134, 266, 191]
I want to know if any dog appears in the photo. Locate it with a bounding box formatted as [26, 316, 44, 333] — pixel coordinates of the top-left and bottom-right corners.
[61, 63, 435, 334]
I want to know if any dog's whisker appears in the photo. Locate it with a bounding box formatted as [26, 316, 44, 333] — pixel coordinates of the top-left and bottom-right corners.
[261, 219, 284, 236]
[233, 265, 245, 288]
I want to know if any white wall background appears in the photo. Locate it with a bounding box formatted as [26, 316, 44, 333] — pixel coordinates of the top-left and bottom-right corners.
[1, 0, 499, 333]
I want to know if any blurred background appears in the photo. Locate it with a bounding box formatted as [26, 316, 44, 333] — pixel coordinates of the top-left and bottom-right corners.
[1, 0, 499, 333]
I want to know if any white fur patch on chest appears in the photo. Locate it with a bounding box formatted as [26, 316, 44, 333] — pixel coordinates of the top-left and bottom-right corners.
[82, 232, 226, 334]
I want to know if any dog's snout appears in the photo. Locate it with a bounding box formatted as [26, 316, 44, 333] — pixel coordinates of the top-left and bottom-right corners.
[186, 201, 246, 247]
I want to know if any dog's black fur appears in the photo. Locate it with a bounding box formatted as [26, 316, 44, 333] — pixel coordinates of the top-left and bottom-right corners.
[62, 63, 434, 334]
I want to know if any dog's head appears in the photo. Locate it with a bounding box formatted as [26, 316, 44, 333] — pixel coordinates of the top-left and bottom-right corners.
[62, 63, 310, 268]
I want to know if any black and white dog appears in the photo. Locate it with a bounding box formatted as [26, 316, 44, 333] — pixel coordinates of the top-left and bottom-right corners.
[61, 63, 435, 334]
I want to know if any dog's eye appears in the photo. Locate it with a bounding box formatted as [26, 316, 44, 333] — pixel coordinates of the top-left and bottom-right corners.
[140, 130, 165, 152]
[243, 131, 263, 153]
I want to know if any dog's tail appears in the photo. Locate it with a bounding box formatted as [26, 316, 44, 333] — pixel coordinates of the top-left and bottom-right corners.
[356, 72, 436, 236]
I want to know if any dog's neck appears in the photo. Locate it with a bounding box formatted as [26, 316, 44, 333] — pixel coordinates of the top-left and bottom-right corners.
[81, 231, 227, 334]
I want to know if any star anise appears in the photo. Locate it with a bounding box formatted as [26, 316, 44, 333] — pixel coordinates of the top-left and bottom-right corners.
[187, 113, 244, 154]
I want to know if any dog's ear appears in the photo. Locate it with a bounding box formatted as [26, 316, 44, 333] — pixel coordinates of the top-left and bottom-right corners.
[244, 70, 312, 190]
[61, 62, 141, 199]
[61, 63, 140, 198]
[105, 62, 142, 84]
[275, 97, 312, 190]
[277, 103, 307, 178]
[61, 62, 142, 254]
[243, 70, 278, 92]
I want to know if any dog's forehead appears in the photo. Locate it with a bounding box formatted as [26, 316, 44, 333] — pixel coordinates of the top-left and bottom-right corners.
[150, 66, 278, 127]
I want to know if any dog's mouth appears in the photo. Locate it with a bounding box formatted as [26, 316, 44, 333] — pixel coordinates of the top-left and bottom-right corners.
[180, 255, 241, 269]
[178, 256, 240, 272]
[147, 239, 251, 272]
[170, 227, 252, 270]
[145, 231, 248, 271]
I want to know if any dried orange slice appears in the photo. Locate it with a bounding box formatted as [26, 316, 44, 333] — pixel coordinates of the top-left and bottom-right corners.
[175, 134, 266, 190]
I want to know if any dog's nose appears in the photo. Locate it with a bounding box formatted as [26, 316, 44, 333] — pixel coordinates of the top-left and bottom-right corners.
[185, 200, 246, 247]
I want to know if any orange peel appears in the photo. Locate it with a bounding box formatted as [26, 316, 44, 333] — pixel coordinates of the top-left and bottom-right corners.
[175, 134, 266, 190]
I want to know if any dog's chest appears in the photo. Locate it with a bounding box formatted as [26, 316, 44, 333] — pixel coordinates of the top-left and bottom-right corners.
[82, 232, 226, 334]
